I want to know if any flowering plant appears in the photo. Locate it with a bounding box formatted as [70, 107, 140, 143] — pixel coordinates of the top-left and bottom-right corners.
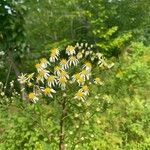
[19, 43, 113, 103]
[18, 42, 114, 149]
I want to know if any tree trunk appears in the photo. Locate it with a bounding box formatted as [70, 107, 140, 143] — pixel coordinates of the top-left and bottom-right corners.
[7, 49, 27, 101]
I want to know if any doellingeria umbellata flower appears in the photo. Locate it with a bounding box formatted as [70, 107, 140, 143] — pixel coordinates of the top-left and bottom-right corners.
[59, 70, 69, 79]
[40, 58, 50, 68]
[80, 85, 89, 96]
[80, 70, 91, 80]
[77, 52, 83, 59]
[38, 69, 50, 83]
[83, 62, 92, 71]
[47, 75, 57, 87]
[94, 77, 103, 85]
[58, 76, 67, 90]
[28, 92, 39, 103]
[54, 66, 63, 76]
[50, 48, 59, 62]
[19, 43, 114, 103]
[68, 56, 79, 66]
[74, 90, 85, 102]
[35, 63, 41, 72]
[60, 59, 69, 70]
[18, 73, 28, 84]
[66, 45, 76, 55]
[43, 87, 56, 98]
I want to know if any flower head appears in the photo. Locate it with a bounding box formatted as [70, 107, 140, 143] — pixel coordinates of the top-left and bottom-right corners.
[28, 92, 39, 103]
[43, 87, 56, 97]
[74, 90, 85, 102]
[18, 73, 28, 84]
[80, 85, 89, 95]
[60, 59, 69, 69]
[54, 66, 63, 76]
[83, 62, 92, 71]
[50, 48, 59, 62]
[40, 58, 49, 68]
[59, 71, 69, 79]
[94, 77, 103, 85]
[66, 45, 76, 55]
[68, 56, 79, 66]
[80, 69, 91, 80]
[58, 76, 67, 90]
[77, 52, 83, 59]
[37, 69, 50, 83]
[47, 75, 57, 87]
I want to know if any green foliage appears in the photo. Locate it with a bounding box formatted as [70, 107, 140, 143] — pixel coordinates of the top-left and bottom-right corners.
[0, 42, 150, 150]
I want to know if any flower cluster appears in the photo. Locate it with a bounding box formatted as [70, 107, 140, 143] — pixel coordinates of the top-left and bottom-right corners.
[18, 43, 114, 102]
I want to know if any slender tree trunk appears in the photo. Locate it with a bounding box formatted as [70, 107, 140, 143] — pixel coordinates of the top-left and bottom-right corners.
[7, 49, 27, 101]
[59, 98, 66, 150]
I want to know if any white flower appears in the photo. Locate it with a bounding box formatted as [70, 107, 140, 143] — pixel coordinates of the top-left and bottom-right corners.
[1, 92, 5, 96]
[76, 42, 79, 47]
[66, 45, 76, 55]
[83, 62, 92, 71]
[74, 90, 86, 102]
[40, 58, 50, 68]
[47, 75, 57, 87]
[43, 87, 56, 98]
[38, 69, 50, 83]
[59, 71, 69, 79]
[60, 59, 69, 69]
[58, 76, 67, 90]
[18, 73, 28, 84]
[94, 77, 103, 85]
[85, 43, 88, 47]
[49, 48, 59, 62]
[80, 43, 84, 47]
[68, 56, 79, 66]
[85, 51, 90, 57]
[35, 63, 42, 72]
[54, 66, 63, 76]
[72, 73, 80, 82]
[96, 52, 103, 60]
[28, 92, 39, 103]
[77, 52, 83, 59]
[79, 85, 89, 96]
[72, 73, 85, 85]
[0, 51, 5, 56]
[80, 70, 91, 80]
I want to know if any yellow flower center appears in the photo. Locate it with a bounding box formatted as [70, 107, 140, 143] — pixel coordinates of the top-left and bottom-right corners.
[44, 87, 51, 94]
[77, 52, 82, 58]
[39, 70, 46, 76]
[76, 91, 84, 97]
[82, 85, 88, 91]
[66, 45, 74, 52]
[50, 48, 58, 57]
[95, 77, 101, 82]
[59, 76, 67, 84]
[40, 58, 47, 63]
[60, 59, 67, 65]
[81, 70, 89, 75]
[69, 56, 76, 60]
[28, 92, 35, 99]
[48, 75, 55, 81]
[85, 62, 92, 68]
[78, 77, 84, 83]
[35, 63, 41, 69]
[60, 71, 67, 76]
[54, 66, 61, 71]
[74, 73, 80, 80]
